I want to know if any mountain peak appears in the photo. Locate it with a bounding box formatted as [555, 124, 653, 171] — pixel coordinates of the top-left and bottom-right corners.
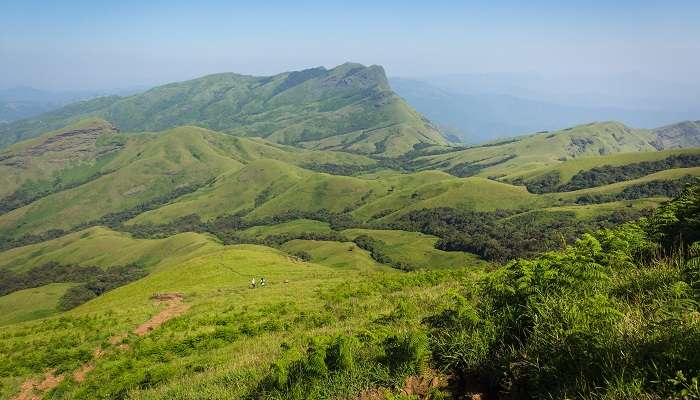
[0, 63, 446, 156]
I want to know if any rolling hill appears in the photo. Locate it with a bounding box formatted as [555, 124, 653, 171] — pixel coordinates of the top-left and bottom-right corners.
[411, 120, 700, 180]
[0, 63, 448, 156]
[0, 120, 374, 237]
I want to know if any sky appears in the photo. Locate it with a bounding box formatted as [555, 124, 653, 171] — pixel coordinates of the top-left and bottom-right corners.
[1, 0, 699, 92]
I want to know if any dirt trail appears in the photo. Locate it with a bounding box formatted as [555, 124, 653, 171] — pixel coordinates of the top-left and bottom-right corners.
[12, 371, 64, 400]
[134, 293, 189, 336]
[12, 293, 188, 400]
[356, 372, 474, 400]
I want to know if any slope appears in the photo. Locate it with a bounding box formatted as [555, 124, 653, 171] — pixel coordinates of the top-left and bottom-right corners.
[412, 121, 700, 180]
[0, 226, 222, 273]
[0, 121, 374, 238]
[507, 147, 700, 189]
[0, 117, 122, 199]
[0, 63, 447, 156]
[126, 161, 542, 228]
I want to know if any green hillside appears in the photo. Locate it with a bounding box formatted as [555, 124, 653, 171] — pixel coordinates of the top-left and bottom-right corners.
[341, 228, 485, 270]
[0, 283, 75, 326]
[237, 219, 333, 240]
[508, 147, 700, 185]
[0, 63, 447, 156]
[0, 117, 121, 199]
[0, 183, 697, 400]
[413, 121, 700, 180]
[0, 122, 374, 238]
[0, 226, 222, 273]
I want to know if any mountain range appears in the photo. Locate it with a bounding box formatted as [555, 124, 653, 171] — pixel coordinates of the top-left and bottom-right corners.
[1, 62, 700, 400]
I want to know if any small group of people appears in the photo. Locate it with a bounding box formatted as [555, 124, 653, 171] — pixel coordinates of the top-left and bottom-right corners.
[250, 277, 266, 289]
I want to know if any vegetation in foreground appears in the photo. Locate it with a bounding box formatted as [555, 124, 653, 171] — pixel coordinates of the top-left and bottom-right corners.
[0, 179, 697, 399]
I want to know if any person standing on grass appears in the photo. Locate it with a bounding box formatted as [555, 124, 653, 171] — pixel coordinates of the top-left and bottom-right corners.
[260, 277, 266, 287]
[251, 277, 256, 289]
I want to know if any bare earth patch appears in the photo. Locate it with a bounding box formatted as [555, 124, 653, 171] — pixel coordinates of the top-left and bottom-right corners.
[13, 371, 64, 400]
[135, 293, 189, 336]
[357, 371, 454, 400]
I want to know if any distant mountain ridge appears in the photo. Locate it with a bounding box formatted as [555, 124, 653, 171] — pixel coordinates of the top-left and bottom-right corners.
[390, 77, 700, 143]
[0, 86, 141, 125]
[0, 63, 447, 156]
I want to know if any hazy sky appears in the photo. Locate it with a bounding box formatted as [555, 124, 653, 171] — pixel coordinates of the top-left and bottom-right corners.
[1, 0, 699, 91]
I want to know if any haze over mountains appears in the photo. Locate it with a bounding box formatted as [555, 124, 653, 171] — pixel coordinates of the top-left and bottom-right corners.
[391, 74, 700, 143]
[0, 86, 144, 125]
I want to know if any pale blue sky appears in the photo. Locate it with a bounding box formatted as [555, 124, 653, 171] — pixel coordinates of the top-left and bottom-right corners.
[1, 0, 699, 90]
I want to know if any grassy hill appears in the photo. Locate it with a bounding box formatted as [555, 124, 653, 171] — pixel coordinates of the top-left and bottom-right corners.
[0, 122, 374, 237]
[0, 186, 696, 399]
[341, 228, 485, 270]
[412, 121, 700, 180]
[0, 117, 122, 198]
[0, 63, 447, 156]
[507, 147, 700, 185]
[0, 226, 222, 273]
[0, 283, 75, 326]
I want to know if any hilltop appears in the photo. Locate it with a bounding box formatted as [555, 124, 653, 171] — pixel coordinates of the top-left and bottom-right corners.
[0, 63, 448, 156]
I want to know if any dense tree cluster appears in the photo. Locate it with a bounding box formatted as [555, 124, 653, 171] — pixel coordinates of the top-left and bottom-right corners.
[58, 264, 147, 310]
[301, 163, 375, 176]
[351, 234, 415, 271]
[0, 262, 101, 296]
[561, 153, 700, 191]
[447, 155, 516, 178]
[521, 154, 700, 194]
[575, 176, 695, 204]
[390, 207, 651, 262]
[516, 171, 560, 193]
[0, 261, 145, 309]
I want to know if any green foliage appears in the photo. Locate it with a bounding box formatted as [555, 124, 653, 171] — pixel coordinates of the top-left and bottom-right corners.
[382, 331, 429, 374]
[0, 182, 209, 252]
[352, 234, 416, 270]
[57, 286, 97, 310]
[561, 153, 700, 192]
[0, 262, 101, 296]
[521, 171, 560, 193]
[59, 264, 147, 310]
[0, 259, 147, 312]
[646, 179, 700, 250]
[325, 335, 357, 372]
[427, 182, 700, 398]
[0, 64, 447, 155]
[392, 207, 650, 262]
[575, 176, 696, 204]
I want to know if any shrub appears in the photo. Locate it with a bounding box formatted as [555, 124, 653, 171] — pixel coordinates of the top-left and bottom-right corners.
[58, 286, 97, 311]
[325, 336, 357, 372]
[382, 331, 429, 374]
[304, 338, 328, 379]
